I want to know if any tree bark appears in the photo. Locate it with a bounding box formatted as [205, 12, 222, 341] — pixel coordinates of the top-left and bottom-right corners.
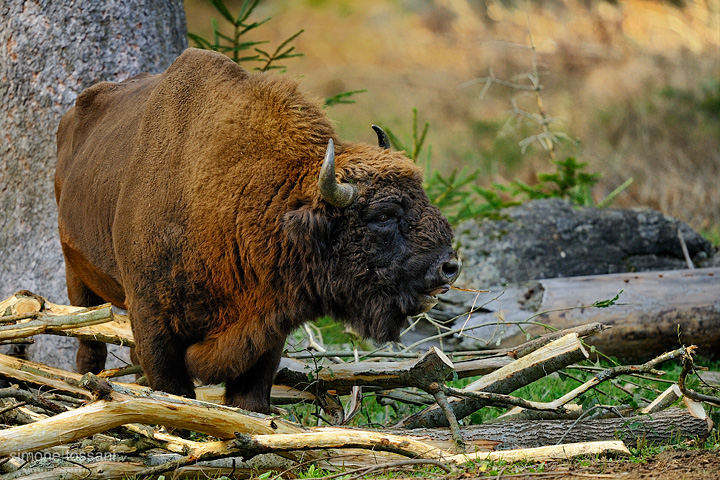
[390, 408, 707, 450]
[0, 0, 187, 370]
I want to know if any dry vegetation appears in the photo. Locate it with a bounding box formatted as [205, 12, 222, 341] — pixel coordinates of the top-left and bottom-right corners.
[185, 0, 720, 235]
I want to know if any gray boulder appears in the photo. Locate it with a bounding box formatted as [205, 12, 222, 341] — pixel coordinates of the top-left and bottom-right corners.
[454, 198, 717, 290]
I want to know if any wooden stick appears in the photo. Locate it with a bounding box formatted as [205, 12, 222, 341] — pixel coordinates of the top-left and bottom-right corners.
[97, 364, 143, 379]
[0, 386, 68, 414]
[232, 431, 628, 464]
[276, 355, 512, 395]
[0, 461, 148, 480]
[0, 352, 312, 408]
[0, 352, 92, 398]
[469, 333, 588, 392]
[0, 291, 45, 316]
[511, 322, 610, 358]
[428, 388, 465, 453]
[55, 316, 134, 347]
[234, 428, 443, 459]
[640, 384, 683, 414]
[679, 349, 720, 407]
[445, 440, 630, 464]
[445, 440, 629, 463]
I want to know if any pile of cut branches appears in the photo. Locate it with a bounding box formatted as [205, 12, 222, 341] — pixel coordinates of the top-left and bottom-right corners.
[0, 290, 716, 479]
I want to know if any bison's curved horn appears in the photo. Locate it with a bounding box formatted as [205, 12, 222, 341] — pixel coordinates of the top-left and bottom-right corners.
[372, 125, 391, 149]
[319, 139, 357, 208]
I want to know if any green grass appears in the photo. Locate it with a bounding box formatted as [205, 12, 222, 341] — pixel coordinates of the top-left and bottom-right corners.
[700, 225, 720, 246]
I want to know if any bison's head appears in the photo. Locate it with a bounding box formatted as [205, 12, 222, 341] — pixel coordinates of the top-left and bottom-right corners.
[283, 127, 460, 343]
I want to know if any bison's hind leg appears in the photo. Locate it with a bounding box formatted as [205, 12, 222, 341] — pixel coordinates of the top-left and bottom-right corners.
[224, 343, 283, 414]
[77, 340, 108, 374]
[65, 271, 108, 374]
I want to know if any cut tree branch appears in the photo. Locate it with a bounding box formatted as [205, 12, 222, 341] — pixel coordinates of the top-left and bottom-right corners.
[276, 346, 457, 395]
[397, 333, 588, 428]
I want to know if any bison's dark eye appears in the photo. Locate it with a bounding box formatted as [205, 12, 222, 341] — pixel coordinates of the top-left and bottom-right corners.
[367, 203, 403, 233]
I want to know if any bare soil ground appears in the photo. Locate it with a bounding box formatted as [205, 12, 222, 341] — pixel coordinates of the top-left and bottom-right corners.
[463, 449, 720, 479]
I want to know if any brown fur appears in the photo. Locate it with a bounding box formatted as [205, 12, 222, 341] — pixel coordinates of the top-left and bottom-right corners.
[55, 49, 458, 412]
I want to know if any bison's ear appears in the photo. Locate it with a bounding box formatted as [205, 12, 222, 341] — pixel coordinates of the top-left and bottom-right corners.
[282, 205, 330, 255]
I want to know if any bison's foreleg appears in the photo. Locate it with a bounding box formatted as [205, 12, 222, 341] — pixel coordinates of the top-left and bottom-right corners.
[224, 342, 283, 413]
[185, 325, 285, 413]
[131, 308, 197, 399]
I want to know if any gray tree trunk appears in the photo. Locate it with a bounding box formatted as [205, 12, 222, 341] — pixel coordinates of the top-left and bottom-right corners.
[0, 0, 187, 369]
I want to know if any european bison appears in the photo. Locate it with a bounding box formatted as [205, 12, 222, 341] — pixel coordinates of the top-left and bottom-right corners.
[55, 48, 460, 413]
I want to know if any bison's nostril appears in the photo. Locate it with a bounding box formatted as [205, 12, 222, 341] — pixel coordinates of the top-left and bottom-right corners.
[441, 258, 461, 282]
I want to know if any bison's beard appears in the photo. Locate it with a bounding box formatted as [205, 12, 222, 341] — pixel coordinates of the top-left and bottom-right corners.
[326, 255, 449, 344]
[353, 309, 407, 344]
[340, 289, 425, 344]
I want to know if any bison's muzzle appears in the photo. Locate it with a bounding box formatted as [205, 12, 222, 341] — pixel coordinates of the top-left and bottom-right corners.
[416, 251, 462, 314]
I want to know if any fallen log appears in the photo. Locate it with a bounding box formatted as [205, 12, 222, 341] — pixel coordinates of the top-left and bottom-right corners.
[277, 346, 473, 395]
[391, 407, 708, 449]
[433, 267, 720, 359]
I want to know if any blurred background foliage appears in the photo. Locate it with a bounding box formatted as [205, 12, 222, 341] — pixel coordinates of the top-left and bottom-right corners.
[184, 0, 720, 240]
